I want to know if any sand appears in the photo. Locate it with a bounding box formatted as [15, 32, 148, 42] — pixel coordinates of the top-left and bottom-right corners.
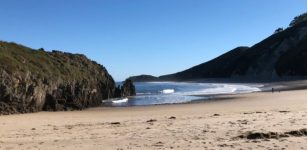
[1, 89, 307, 150]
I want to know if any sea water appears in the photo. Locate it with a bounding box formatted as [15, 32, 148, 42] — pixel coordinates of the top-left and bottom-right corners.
[103, 82, 262, 106]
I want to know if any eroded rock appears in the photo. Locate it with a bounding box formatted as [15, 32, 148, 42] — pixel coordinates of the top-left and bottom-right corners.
[121, 79, 136, 97]
[0, 41, 117, 115]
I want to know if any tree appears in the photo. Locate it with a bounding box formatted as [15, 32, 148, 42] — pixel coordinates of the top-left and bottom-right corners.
[274, 27, 284, 34]
[289, 12, 307, 27]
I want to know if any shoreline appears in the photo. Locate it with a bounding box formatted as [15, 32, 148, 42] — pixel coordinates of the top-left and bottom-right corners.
[103, 80, 307, 108]
[1, 81, 307, 149]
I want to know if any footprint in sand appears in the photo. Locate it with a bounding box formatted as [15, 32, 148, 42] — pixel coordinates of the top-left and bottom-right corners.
[146, 119, 157, 123]
[110, 122, 121, 125]
[212, 114, 221, 117]
[152, 141, 164, 147]
[279, 110, 290, 113]
[65, 125, 73, 130]
[169, 116, 176, 119]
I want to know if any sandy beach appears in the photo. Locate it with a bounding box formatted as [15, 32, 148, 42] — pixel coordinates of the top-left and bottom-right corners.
[1, 89, 307, 150]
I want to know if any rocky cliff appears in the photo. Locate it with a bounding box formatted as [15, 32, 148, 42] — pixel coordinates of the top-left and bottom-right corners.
[0, 41, 135, 115]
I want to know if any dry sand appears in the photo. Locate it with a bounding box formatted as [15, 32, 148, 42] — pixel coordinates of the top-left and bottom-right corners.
[1, 89, 307, 150]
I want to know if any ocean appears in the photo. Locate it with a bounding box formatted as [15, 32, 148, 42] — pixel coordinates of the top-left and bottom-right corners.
[103, 82, 262, 106]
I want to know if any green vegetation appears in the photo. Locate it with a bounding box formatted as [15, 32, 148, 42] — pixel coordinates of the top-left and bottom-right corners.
[289, 12, 307, 27]
[0, 41, 110, 83]
[0, 41, 119, 114]
[140, 16, 307, 81]
[276, 37, 307, 76]
[274, 28, 284, 34]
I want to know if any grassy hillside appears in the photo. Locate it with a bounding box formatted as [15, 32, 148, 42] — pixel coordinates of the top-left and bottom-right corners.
[130, 14, 307, 82]
[160, 47, 249, 80]
[276, 37, 307, 76]
[158, 20, 307, 81]
[0, 41, 111, 83]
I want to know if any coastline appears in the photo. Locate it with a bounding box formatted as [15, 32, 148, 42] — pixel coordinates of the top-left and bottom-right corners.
[133, 79, 307, 92]
[2, 4, 307, 150]
[1, 81, 307, 149]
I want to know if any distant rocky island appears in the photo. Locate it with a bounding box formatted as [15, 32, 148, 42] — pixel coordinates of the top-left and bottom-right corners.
[0, 42, 135, 115]
[130, 13, 307, 82]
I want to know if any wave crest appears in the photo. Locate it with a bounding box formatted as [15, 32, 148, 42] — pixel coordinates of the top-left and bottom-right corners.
[112, 98, 128, 103]
[161, 89, 175, 94]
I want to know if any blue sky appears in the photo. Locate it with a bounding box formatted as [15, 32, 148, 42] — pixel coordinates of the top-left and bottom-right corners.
[0, 0, 306, 81]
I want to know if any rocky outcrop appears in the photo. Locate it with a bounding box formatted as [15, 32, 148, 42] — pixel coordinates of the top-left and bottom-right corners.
[121, 79, 136, 97]
[113, 79, 136, 98]
[113, 86, 122, 98]
[0, 41, 126, 115]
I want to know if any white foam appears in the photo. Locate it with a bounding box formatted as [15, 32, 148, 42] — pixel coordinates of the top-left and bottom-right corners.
[136, 92, 152, 95]
[161, 89, 175, 94]
[180, 84, 261, 96]
[112, 98, 128, 103]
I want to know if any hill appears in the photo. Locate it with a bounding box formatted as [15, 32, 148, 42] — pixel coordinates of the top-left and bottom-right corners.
[130, 14, 307, 82]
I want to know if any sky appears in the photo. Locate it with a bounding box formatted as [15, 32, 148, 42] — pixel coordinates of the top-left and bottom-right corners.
[0, 0, 306, 81]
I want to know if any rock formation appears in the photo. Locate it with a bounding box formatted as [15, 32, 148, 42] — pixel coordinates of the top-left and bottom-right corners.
[0, 41, 135, 115]
[113, 79, 136, 98]
[121, 79, 136, 97]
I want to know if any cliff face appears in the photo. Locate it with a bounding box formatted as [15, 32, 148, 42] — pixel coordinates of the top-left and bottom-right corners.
[0, 41, 134, 115]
